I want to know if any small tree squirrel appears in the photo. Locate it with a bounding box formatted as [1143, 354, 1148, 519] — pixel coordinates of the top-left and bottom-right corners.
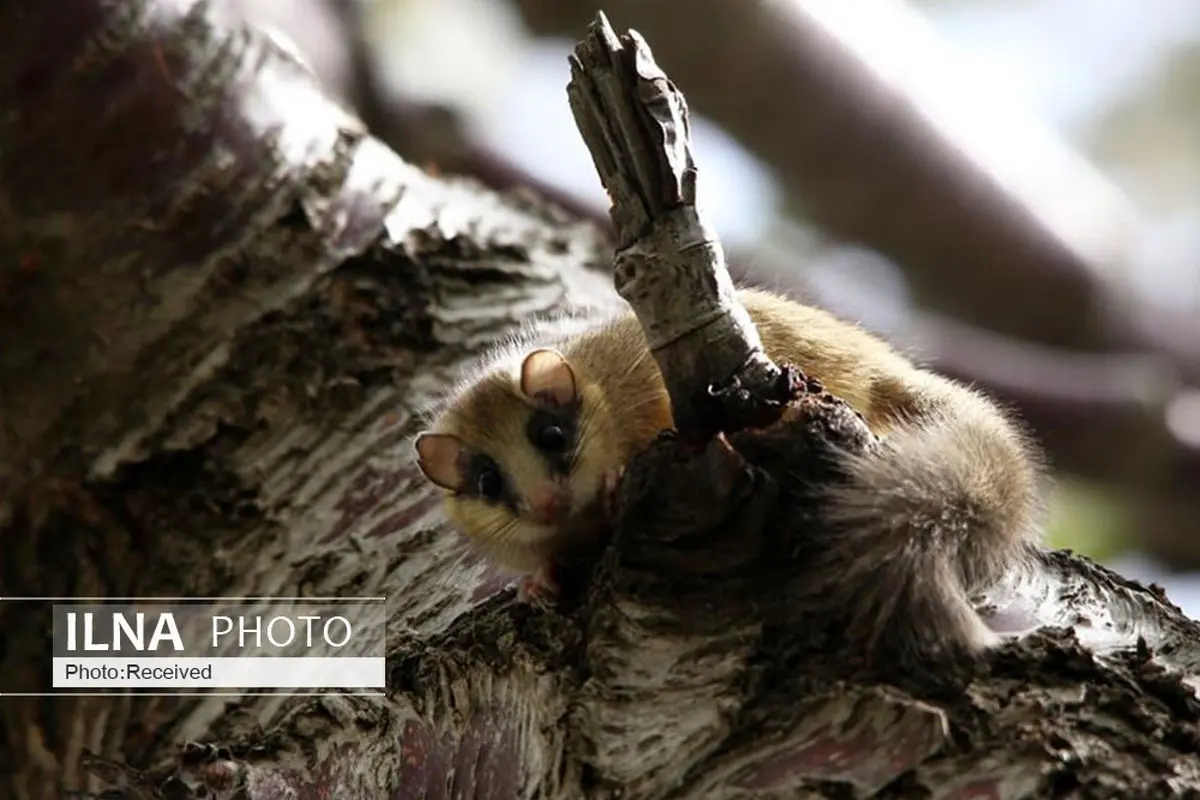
[414, 288, 1043, 660]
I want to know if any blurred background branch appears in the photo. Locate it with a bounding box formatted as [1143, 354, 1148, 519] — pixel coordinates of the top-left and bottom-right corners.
[240, 0, 1200, 583]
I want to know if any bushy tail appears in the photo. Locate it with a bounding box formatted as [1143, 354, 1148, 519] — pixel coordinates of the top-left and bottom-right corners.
[813, 376, 1042, 663]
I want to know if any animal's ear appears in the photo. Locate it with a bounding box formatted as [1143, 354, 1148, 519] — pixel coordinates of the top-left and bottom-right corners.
[519, 349, 578, 406]
[414, 433, 466, 491]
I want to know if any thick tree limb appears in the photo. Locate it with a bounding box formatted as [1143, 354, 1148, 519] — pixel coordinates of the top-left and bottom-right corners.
[0, 1, 610, 796]
[4, 3, 1200, 800]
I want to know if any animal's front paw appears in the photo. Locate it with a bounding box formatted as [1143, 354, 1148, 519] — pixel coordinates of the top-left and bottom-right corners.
[516, 566, 560, 607]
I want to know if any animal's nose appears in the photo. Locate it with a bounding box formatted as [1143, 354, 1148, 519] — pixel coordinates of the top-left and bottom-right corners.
[528, 484, 570, 525]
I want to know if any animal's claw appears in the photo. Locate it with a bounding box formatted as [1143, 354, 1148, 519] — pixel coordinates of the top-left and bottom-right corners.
[517, 566, 559, 606]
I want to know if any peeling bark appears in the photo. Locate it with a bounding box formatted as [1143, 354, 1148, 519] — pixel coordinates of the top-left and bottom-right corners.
[3, 3, 1200, 800]
[0, 1, 610, 796]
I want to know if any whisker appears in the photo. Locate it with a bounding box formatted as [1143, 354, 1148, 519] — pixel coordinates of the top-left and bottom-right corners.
[498, 516, 523, 541]
[484, 512, 519, 536]
[617, 346, 653, 382]
[570, 405, 601, 472]
[615, 394, 670, 415]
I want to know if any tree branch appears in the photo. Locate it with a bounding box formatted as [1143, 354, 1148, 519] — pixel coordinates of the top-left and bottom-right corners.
[567, 13, 798, 436]
[0, 1, 610, 795]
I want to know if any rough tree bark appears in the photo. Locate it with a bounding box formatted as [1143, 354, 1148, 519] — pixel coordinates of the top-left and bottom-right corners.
[3, 3, 1200, 799]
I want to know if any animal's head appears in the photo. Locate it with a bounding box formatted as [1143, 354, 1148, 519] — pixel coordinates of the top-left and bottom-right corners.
[414, 349, 612, 549]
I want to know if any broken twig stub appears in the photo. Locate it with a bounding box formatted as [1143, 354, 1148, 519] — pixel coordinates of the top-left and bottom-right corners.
[567, 11, 800, 436]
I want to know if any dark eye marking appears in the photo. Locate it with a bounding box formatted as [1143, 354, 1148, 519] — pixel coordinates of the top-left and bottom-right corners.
[463, 453, 512, 510]
[475, 464, 503, 501]
[526, 406, 578, 474]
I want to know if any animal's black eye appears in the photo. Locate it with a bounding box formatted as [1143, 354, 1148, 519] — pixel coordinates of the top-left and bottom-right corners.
[476, 466, 503, 501]
[535, 424, 567, 452]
